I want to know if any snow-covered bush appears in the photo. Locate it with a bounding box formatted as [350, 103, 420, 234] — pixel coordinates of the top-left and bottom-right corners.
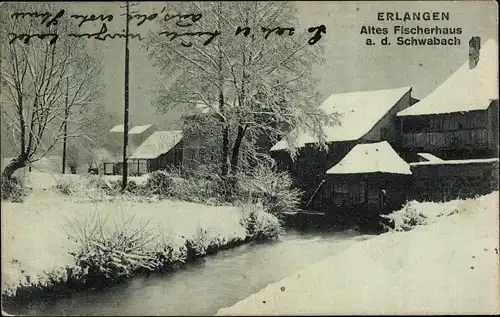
[185, 227, 215, 259]
[144, 170, 172, 197]
[239, 161, 302, 217]
[169, 176, 224, 204]
[65, 209, 160, 282]
[55, 177, 76, 195]
[1, 176, 28, 203]
[106, 179, 141, 195]
[85, 175, 108, 189]
[382, 199, 460, 232]
[239, 204, 283, 241]
[84, 175, 115, 195]
[381, 201, 428, 231]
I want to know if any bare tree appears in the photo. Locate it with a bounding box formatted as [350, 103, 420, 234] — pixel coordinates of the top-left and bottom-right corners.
[0, 3, 103, 179]
[145, 2, 336, 177]
[66, 143, 80, 174]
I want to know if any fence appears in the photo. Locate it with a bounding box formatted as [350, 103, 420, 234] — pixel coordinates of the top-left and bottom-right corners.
[102, 160, 149, 176]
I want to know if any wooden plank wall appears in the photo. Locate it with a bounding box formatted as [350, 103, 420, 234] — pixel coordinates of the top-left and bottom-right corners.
[409, 161, 498, 202]
[402, 129, 489, 149]
[276, 141, 357, 208]
[400, 110, 491, 151]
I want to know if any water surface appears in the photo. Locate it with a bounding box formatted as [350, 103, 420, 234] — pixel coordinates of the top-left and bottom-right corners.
[12, 229, 373, 316]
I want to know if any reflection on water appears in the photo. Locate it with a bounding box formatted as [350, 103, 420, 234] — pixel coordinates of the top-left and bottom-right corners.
[14, 229, 373, 316]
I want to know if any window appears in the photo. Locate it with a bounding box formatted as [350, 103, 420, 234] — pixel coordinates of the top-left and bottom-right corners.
[333, 181, 367, 206]
[186, 148, 196, 160]
[381, 128, 389, 140]
[334, 182, 349, 194]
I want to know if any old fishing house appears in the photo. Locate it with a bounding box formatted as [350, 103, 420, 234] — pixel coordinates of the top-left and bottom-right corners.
[397, 37, 499, 202]
[270, 86, 416, 212]
[272, 36, 498, 228]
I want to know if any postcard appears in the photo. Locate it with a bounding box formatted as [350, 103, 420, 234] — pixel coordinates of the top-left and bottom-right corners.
[1, 1, 498, 315]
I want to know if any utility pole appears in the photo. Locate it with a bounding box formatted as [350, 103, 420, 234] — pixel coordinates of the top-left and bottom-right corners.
[62, 77, 69, 174]
[122, 0, 130, 191]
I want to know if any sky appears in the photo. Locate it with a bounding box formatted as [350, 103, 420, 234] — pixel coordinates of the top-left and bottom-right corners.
[1, 1, 498, 158]
[74, 1, 498, 130]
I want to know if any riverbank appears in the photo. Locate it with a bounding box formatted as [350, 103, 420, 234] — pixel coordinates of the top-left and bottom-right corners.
[3, 230, 374, 316]
[1, 186, 256, 304]
[217, 192, 500, 315]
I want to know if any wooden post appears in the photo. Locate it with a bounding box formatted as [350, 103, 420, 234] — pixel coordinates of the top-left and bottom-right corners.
[122, 0, 130, 191]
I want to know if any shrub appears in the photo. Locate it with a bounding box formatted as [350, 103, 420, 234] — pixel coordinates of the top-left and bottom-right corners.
[85, 175, 114, 194]
[144, 170, 172, 197]
[107, 179, 140, 195]
[239, 161, 302, 217]
[381, 198, 464, 232]
[184, 227, 214, 260]
[381, 201, 430, 232]
[169, 176, 223, 204]
[55, 177, 76, 195]
[177, 164, 245, 204]
[85, 175, 108, 189]
[239, 204, 283, 241]
[1, 176, 28, 203]
[65, 209, 160, 282]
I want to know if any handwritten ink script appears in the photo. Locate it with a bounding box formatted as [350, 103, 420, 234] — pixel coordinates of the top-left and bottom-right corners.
[7, 7, 326, 47]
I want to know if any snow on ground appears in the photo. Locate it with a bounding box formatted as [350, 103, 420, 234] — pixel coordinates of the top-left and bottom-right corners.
[381, 194, 496, 231]
[1, 185, 245, 294]
[217, 192, 500, 315]
[22, 172, 150, 189]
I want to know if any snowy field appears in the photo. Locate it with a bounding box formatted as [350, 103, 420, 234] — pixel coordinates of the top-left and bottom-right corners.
[21, 172, 150, 189]
[1, 174, 246, 294]
[217, 192, 500, 315]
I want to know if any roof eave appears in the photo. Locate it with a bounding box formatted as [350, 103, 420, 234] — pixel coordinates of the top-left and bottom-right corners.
[326, 171, 412, 176]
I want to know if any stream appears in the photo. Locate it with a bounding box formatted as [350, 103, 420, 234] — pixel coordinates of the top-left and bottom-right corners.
[9, 229, 373, 316]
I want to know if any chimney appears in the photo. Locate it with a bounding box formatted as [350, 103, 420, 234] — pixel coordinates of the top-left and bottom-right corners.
[469, 36, 481, 69]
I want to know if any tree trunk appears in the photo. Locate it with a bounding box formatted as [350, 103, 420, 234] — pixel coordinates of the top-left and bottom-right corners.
[219, 92, 229, 177]
[221, 125, 229, 175]
[230, 125, 246, 175]
[2, 154, 28, 179]
[62, 78, 69, 174]
[215, 2, 229, 178]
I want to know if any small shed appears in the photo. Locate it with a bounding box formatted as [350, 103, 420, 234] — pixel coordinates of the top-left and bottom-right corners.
[409, 157, 499, 202]
[320, 141, 412, 227]
[129, 130, 183, 174]
[107, 124, 157, 158]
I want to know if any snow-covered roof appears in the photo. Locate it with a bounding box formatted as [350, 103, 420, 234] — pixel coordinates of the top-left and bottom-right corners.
[271, 86, 412, 151]
[129, 130, 183, 159]
[110, 124, 124, 133]
[109, 124, 154, 134]
[326, 141, 412, 175]
[397, 39, 498, 117]
[417, 153, 444, 162]
[410, 157, 498, 167]
[129, 124, 154, 135]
